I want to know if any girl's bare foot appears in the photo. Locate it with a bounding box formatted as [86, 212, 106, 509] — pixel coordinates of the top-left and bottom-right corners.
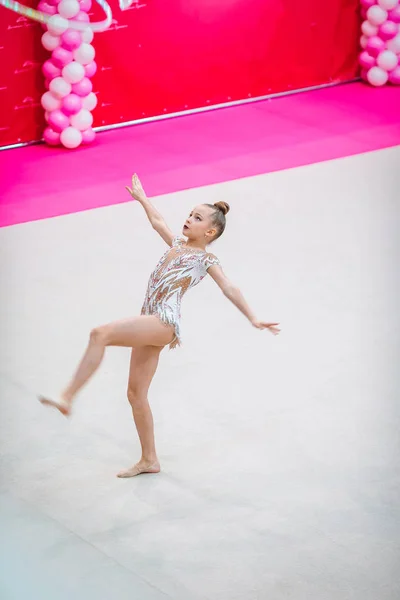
[38, 395, 72, 417]
[117, 460, 160, 478]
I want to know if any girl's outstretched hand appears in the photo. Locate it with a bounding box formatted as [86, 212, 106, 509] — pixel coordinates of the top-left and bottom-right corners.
[251, 320, 280, 335]
[125, 173, 146, 202]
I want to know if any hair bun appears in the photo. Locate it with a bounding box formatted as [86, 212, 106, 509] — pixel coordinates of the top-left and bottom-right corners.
[214, 201, 230, 216]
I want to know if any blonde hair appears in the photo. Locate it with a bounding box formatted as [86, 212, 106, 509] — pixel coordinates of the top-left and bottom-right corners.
[204, 202, 230, 240]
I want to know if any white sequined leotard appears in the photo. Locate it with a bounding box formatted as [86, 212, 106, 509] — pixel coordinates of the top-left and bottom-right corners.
[141, 236, 220, 348]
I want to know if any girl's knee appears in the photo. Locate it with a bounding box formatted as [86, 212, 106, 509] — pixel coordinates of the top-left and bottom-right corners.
[127, 387, 147, 409]
[89, 326, 108, 345]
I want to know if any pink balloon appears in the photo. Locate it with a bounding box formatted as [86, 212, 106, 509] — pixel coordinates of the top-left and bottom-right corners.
[48, 109, 70, 132]
[359, 50, 376, 69]
[367, 5, 388, 26]
[70, 108, 93, 131]
[361, 20, 378, 37]
[41, 31, 61, 52]
[82, 91, 97, 110]
[81, 127, 96, 144]
[43, 126, 61, 146]
[389, 6, 400, 23]
[79, 0, 92, 11]
[47, 14, 69, 36]
[81, 27, 94, 43]
[84, 60, 97, 78]
[378, 0, 398, 10]
[379, 21, 398, 40]
[366, 35, 385, 56]
[47, 0, 61, 5]
[58, 0, 80, 19]
[62, 61, 85, 84]
[60, 127, 82, 149]
[50, 76, 71, 98]
[42, 60, 61, 80]
[361, 0, 377, 7]
[377, 49, 398, 71]
[61, 29, 82, 51]
[41, 90, 62, 111]
[71, 76, 93, 96]
[74, 11, 90, 22]
[52, 46, 73, 68]
[61, 93, 83, 115]
[38, 1, 57, 15]
[73, 42, 95, 65]
[367, 65, 389, 85]
[388, 65, 400, 83]
[387, 33, 400, 53]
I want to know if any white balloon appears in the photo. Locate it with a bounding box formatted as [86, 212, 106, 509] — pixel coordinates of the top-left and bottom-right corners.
[377, 49, 398, 70]
[360, 35, 369, 49]
[387, 34, 400, 54]
[73, 43, 96, 65]
[49, 76, 72, 98]
[41, 32, 60, 51]
[62, 61, 85, 84]
[70, 109, 93, 131]
[58, 0, 80, 19]
[367, 66, 389, 86]
[60, 127, 82, 149]
[41, 91, 61, 111]
[378, 0, 398, 10]
[82, 27, 94, 44]
[82, 92, 98, 111]
[361, 20, 378, 37]
[47, 15, 69, 36]
[367, 6, 388, 26]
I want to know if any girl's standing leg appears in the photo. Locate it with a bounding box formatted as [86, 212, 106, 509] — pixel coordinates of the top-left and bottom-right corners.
[39, 315, 173, 416]
[117, 346, 162, 478]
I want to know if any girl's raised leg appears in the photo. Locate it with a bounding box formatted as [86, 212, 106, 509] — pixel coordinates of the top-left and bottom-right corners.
[39, 315, 173, 416]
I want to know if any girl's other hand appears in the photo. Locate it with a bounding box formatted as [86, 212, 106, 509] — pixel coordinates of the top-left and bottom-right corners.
[251, 321, 280, 335]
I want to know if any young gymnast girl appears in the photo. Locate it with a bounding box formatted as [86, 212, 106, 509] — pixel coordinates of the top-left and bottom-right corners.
[40, 174, 280, 477]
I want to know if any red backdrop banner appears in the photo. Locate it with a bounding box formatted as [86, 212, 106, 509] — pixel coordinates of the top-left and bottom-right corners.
[0, 0, 360, 147]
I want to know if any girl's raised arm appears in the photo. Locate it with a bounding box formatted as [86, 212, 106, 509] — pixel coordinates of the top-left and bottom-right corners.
[126, 174, 174, 246]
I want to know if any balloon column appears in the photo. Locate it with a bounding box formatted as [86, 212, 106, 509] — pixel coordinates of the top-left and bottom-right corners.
[359, 0, 400, 86]
[40, 0, 98, 148]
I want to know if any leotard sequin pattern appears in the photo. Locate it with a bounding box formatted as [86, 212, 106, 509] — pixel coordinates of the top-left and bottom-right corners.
[141, 236, 220, 348]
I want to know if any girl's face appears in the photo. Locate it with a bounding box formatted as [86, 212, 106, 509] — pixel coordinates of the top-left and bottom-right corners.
[182, 205, 216, 242]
